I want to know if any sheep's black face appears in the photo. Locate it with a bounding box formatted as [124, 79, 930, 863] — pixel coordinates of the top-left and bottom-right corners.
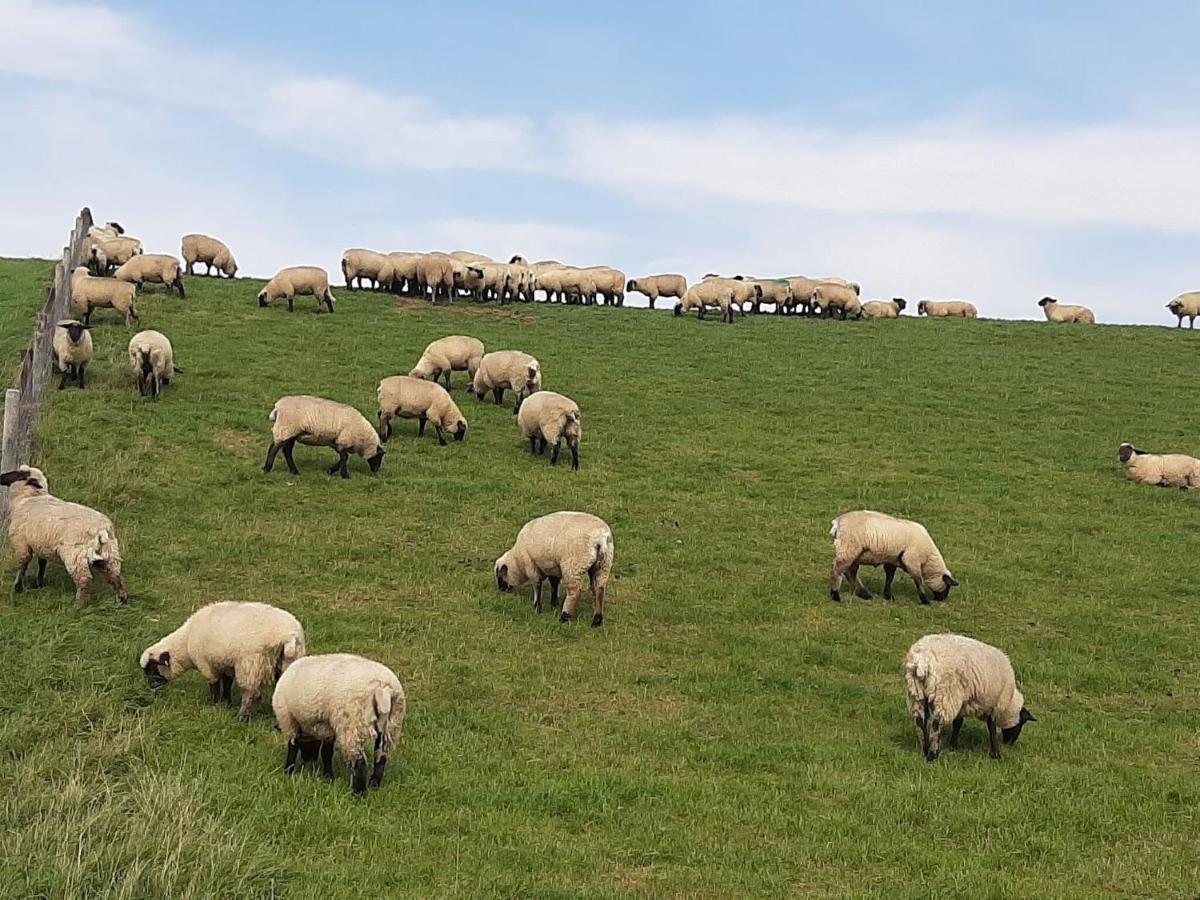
[454, 421, 467, 442]
[257, 292, 268, 307]
[931, 573, 959, 602]
[1118, 443, 1135, 463]
[673, 305, 682, 317]
[625, 280, 635, 292]
[894, 298, 907, 311]
[66, 323, 89, 342]
[1038, 297, 1054, 307]
[143, 652, 170, 687]
[495, 563, 511, 593]
[1002, 707, 1036, 744]
[367, 447, 385, 472]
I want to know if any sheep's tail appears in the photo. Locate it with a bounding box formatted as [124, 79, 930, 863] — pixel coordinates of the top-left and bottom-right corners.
[593, 529, 615, 573]
[372, 684, 404, 750]
[86, 528, 119, 567]
[904, 650, 931, 706]
[275, 632, 305, 679]
[268, 404, 279, 422]
[829, 516, 841, 539]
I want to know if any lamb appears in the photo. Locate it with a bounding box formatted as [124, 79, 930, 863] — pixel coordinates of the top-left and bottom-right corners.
[257, 266, 335, 313]
[814, 281, 862, 319]
[341, 249, 394, 291]
[52, 319, 93, 389]
[0, 465, 127, 605]
[409, 335, 485, 389]
[470, 350, 542, 412]
[517, 390, 581, 470]
[625, 274, 687, 309]
[861, 298, 907, 319]
[181, 234, 238, 277]
[1166, 292, 1200, 328]
[829, 510, 958, 605]
[127, 330, 180, 399]
[904, 633, 1036, 761]
[140, 601, 306, 721]
[917, 300, 977, 318]
[1038, 296, 1095, 324]
[114, 254, 186, 298]
[273, 653, 406, 795]
[264, 395, 385, 479]
[1118, 442, 1200, 489]
[70, 266, 139, 325]
[675, 280, 735, 323]
[377, 376, 468, 445]
[495, 511, 614, 626]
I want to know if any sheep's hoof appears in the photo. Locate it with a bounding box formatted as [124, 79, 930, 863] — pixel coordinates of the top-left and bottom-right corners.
[925, 751, 940, 763]
[533, 599, 542, 614]
[829, 590, 841, 602]
[238, 713, 251, 723]
[12, 580, 23, 594]
[854, 588, 872, 600]
[590, 614, 603, 628]
[920, 596, 932, 606]
[884, 592, 895, 602]
[559, 611, 573, 624]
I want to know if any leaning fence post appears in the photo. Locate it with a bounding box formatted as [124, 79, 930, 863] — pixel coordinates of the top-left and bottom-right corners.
[1, 388, 19, 472]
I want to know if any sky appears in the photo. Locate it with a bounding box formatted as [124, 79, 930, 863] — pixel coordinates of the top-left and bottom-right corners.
[1, 0, 1198, 323]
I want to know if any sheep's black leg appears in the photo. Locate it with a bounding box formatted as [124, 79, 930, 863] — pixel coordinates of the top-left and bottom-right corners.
[548, 576, 561, 608]
[949, 715, 964, 750]
[493, 387, 504, 405]
[926, 713, 943, 762]
[58, 368, 68, 390]
[550, 441, 561, 465]
[78, 362, 86, 389]
[209, 680, 222, 703]
[35, 558, 47, 588]
[298, 739, 321, 763]
[351, 758, 369, 795]
[570, 443, 579, 471]
[285, 739, 301, 775]
[221, 673, 234, 704]
[848, 563, 872, 600]
[434, 424, 447, 446]
[883, 564, 897, 601]
[282, 439, 300, 475]
[12, 553, 31, 593]
[417, 415, 427, 437]
[986, 717, 1002, 759]
[337, 450, 351, 479]
[513, 393, 523, 414]
[533, 579, 543, 613]
[370, 750, 388, 788]
[263, 441, 281, 472]
[529, 435, 538, 454]
[320, 740, 335, 780]
[286, 295, 294, 313]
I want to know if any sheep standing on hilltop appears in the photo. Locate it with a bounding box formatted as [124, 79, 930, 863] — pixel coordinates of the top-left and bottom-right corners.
[626, 274, 687, 309]
[829, 510, 957, 605]
[1166, 292, 1200, 328]
[181, 234, 238, 277]
[114, 254, 186, 298]
[258, 267, 335, 313]
[1038, 296, 1095, 324]
[676, 280, 735, 323]
[341, 249, 394, 291]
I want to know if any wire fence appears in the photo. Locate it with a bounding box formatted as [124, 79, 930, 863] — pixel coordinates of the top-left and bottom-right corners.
[0, 207, 94, 523]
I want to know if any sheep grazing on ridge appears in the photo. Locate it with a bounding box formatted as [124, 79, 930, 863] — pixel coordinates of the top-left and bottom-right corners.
[258, 266, 335, 313]
[1166, 292, 1200, 328]
[52, 320, 93, 389]
[495, 511, 615, 626]
[862, 298, 907, 319]
[517, 391, 581, 470]
[814, 281, 862, 319]
[273, 653, 406, 795]
[87, 221, 125, 240]
[829, 510, 958, 605]
[1038, 296, 1095, 324]
[128, 330, 181, 400]
[140, 601, 306, 721]
[675, 280, 735, 323]
[415, 252, 458, 303]
[114, 254, 186, 298]
[626, 274, 687, 309]
[735, 277, 791, 313]
[471, 351, 542, 413]
[0, 465, 127, 605]
[409, 335, 485, 390]
[583, 266, 626, 306]
[783, 276, 821, 316]
[181, 234, 238, 277]
[905, 633, 1036, 762]
[1118, 442, 1200, 489]
[376, 376, 468, 445]
[265, 395, 385, 479]
[917, 299, 977, 318]
[70, 266, 139, 325]
[387, 252, 423, 295]
[341, 249, 394, 291]
[449, 250, 493, 264]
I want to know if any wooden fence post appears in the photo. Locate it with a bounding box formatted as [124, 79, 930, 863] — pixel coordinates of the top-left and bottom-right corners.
[1, 388, 20, 472]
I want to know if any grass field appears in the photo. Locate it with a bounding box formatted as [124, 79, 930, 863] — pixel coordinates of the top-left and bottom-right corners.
[0, 257, 1198, 897]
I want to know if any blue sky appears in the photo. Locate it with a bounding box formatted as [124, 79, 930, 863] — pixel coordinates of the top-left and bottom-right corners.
[2, 0, 1199, 322]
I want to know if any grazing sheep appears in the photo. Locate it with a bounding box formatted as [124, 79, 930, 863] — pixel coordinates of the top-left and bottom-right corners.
[817, 276, 861, 295]
[815, 281, 862, 319]
[264, 396, 384, 479]
[387, 252, 423, 295]
[829, 510, 957, 605]
[273, 653, 406, 795]
[127, 330, 180, 400]
[140, 601, 306, 721]
[862, 298, 907, 319]
[257, 266, 335, 313]
[52, 319, 93, 389]
[86, 235, 142, 274]
[181, 234, 238, 277]
[470, 351, 542, 413]
[584, 266, 626, 306]
[783, 276, 821, 315]
[737, 277, 791, 313]
[70, 266, 139, 325]
[533, 265, 575, 304]
[1166, 292, 1200, 329]
[0, 465, 127, 605]
[626, 274, 687, 310]
[341, 249, 394, 291]
[495, 511, 614, 626]
[675, 280, 735, 323]
[905, 633, 1036, 761]
[1038, 296, 1095, 324]
[377, 376, 468, 445]
[114, 254, 186, 298]
[517, 391, 581, 470]
[1118, 442, 1200, 489]
[712, 277, 762, 315]
[416, 252, 457, 303]
[409, 335, 485, 390]
[917, 300, 977, 318]
[87, 221, 125, 240]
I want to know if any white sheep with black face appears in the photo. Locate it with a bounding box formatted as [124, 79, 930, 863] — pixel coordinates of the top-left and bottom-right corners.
[265, 396, 385, 479]
[257, 266, 335, 313]
[52, 319, 93, 389]
[829, 510, 958, 605]
[470, 351, 542, 413]
[1037, 296, 1094, 324]
[1118, 442, 1200, 489]
[1166, 292, 1200, 328]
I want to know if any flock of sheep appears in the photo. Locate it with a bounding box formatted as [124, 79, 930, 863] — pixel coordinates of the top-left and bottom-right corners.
[7, 219, 1197, 793]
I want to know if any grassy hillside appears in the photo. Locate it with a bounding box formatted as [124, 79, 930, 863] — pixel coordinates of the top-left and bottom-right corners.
[0, 262, 1197, 897]
[0, 258, 56, 383]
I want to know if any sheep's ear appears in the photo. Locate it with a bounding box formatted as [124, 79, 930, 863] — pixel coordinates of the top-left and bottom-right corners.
[499, 563, 508, 578]
[1021, 707, 1036, 723]
[0, 471, 28, 486]
[943, 573, 959, 587]
[158, 651, 170, 668]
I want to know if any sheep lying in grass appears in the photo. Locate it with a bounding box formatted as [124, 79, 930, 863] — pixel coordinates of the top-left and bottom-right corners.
[917, 300, 977, 318]
[1118, 442, 1200, 489]
[471, 351, 542, 412]
[71, 266, 139, 325]
[258, 267, 335, 313]
[409, 335, 485, 390]
[862, 298, 907, 318]
[829, 510, 957, 605]
[1, 466, 127, 605]
[52, 320, 92, 389]
[377, 375, 467, 445]
[128, 330, 181, 400]
[265, 396, 385, 478]
[517, 391, 581, 470]
[114, 254, 186, 298]
[273, 653, 406, 795]
[905, 633, 1036, 761]
[1167, 292, 1200, 328]
[1038, 296, 1095, 324]
[495, 511, 614, 626]
[141, 601, 306, 720]
[181, 234, 237, 277]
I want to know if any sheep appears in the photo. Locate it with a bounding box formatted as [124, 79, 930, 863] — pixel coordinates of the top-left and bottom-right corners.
[829, 509, 958, 605]
[1166, 292, 1200, 328]
[387, 252, 423, 295]
[257, 266, 335, 313]
[0, 465, 127, 605]
[817, 276, 861, 295]
[861, 298, 907, 319]
[408, 335, 485, 390]
[273, 653, 406, 795]
[517, 390, 581, 470]
[738, 277, 791, 313]
[814, 281, 862, 319]
[783, 276, 821, 315]
[377, 375, 468, 445]
[495, 511, 614, 626]
[140, 601, 306, 721]
[87, 221, 125, 240]
[675, 280, 735, 323]
[70, 266, 139, 326]
[626, 274, 687, 310]
[905, 633, 1036, 762]
[341, 249, 394, 292]
[90, 236, 143, 274]
[533, 265, 576, 304]
[1118, 442, 1200, 489]
[1038, 296, 1095, 324]
[181, 234, 238, 277]
[114, 254, 186, 298]
[917, 300, 977, 318]
[264, 395, 385, 479]
[470, 351, 542, 413]
[127, 330, 180, 400]
[584, 266, 626, 306]
[415, 252, 457, 303]
[477, 262, 519, 303]
[449, 250, 494, 264]
[454, 262, 488, 301]
[52, 319, 93, 389]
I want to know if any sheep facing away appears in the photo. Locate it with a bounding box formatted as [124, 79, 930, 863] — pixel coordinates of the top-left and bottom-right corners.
[1167, 292, 1200, 328]
[52, 320, 93, 389]
[128, 330, 181, 399]
[0, 465, 127, 605]
[70, 266, 139, 325]
[114, 254, 186, 299]
[1038, 296, 1095, 324]
[376, 376, 468, 445]
[517, 391, 581, 470]
[905, 633, 1036, 761]
[1118, 442, 1200, 489]
[409, 335, 485, 390]
[675, 280, 735, 323]
[470, 351, 542, 413]
[140, 601, 306, 720]
[341, 249, 394, 291]
[257, 267, 335, 313]
[181, 234, 238, 277]
[495, 511, 614, 626]
[273, 653, 406, 795]
[829, 510, 957, 605]
[626, 274, 687, 309]
[265, 395, 385, 478]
